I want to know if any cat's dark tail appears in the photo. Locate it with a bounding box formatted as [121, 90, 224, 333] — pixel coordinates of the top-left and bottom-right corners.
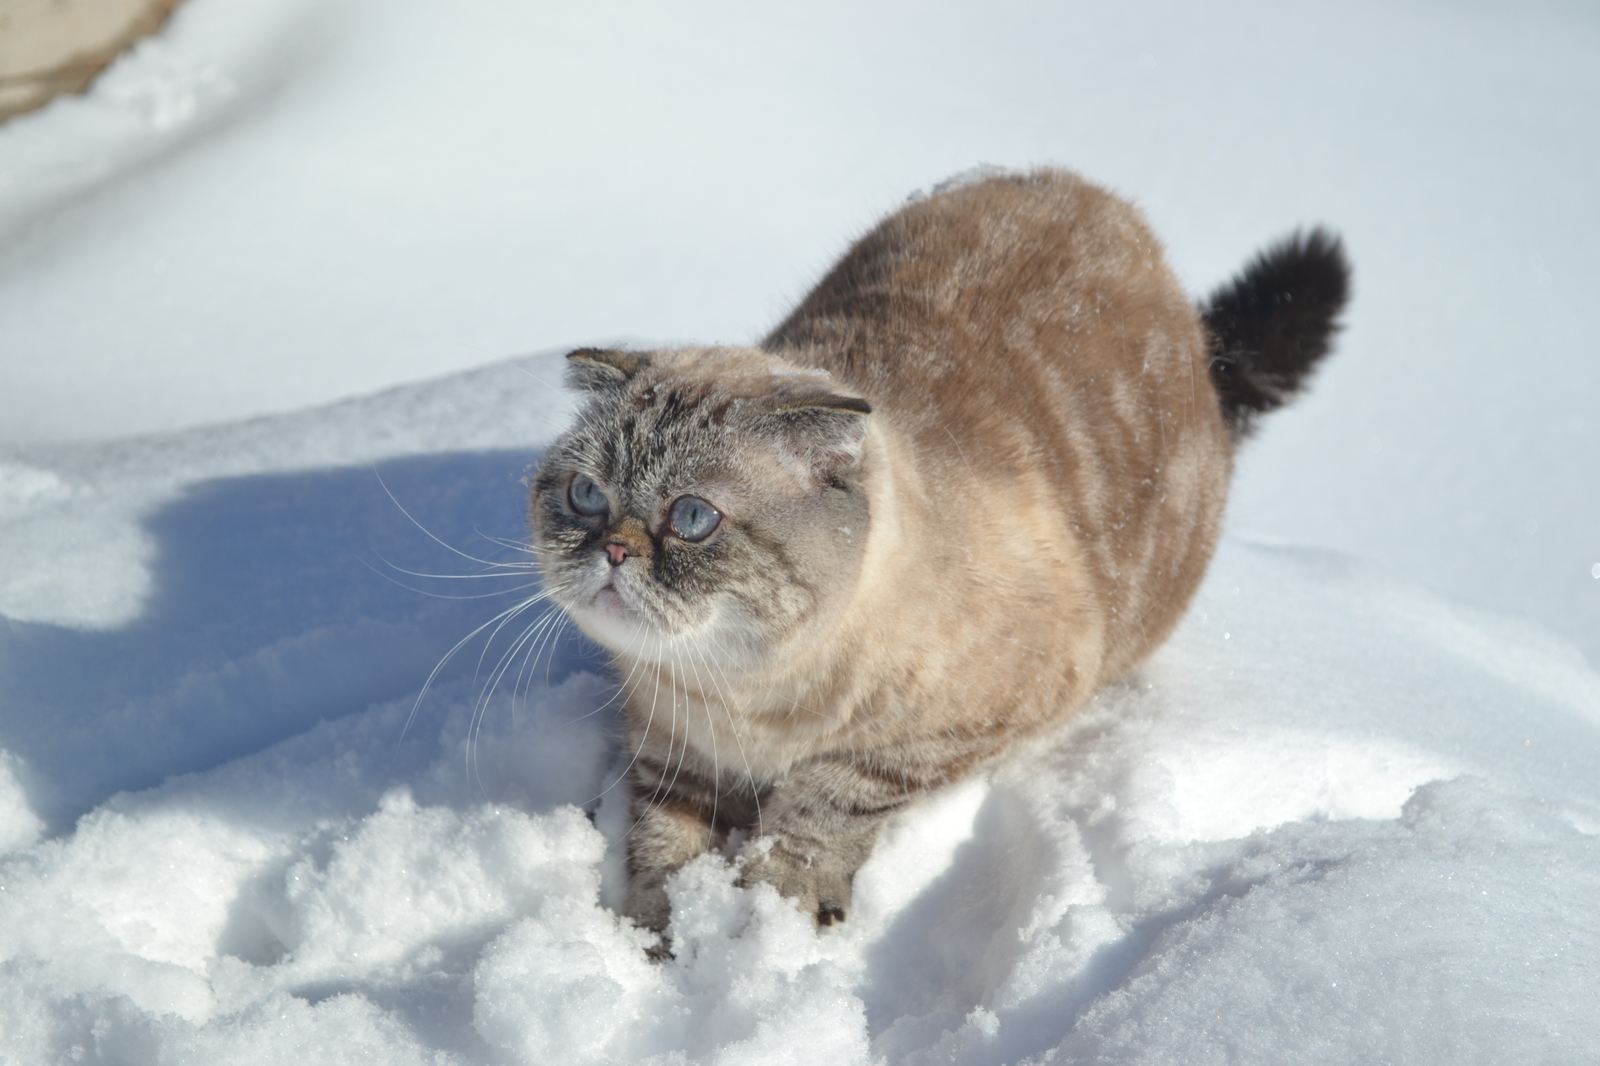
[1202, 228, 1350, 442]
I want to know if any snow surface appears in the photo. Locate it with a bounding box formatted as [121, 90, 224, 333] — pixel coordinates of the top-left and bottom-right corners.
[1, 375, 1597, 1062]
[3, 0, 1600, 1063]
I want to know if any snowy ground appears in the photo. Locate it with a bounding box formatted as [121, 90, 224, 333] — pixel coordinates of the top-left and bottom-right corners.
[2, 1, 1599, 1063]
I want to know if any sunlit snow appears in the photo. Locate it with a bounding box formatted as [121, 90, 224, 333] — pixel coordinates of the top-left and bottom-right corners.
[2, 0, 1598, 1063]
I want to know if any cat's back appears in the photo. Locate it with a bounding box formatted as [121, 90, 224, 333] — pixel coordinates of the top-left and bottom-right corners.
[768, 168, 1232, 680]
[767, 169, 1206, 436]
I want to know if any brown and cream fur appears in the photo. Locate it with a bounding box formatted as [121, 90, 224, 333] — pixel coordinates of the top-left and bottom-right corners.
[528, 168, 1348, 935]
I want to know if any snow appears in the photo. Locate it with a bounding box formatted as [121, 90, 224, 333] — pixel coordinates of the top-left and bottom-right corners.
[2, 0, 1599, 1063]
[3, 487, 1597, 1062]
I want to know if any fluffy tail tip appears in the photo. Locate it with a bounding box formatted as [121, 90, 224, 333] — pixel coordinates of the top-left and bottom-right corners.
[1202, 227, 1350, 441]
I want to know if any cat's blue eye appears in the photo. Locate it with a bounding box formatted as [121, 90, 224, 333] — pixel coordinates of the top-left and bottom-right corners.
[568, 474, 610, 517]
[669, 496, 721, 542]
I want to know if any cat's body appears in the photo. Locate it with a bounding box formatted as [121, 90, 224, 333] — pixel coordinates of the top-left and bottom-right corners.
[530, 168, 1348, 934]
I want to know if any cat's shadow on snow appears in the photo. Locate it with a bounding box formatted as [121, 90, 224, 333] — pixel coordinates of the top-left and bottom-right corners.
[1, 449, 603, 831]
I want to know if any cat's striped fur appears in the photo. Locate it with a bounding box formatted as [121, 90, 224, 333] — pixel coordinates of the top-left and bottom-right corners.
[529, 168, 1348, 935]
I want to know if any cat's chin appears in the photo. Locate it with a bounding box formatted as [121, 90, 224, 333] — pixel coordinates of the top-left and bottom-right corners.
[560, 582, 684, 656]
[565, 586, 653, 653]
[566, 584, 721, 666]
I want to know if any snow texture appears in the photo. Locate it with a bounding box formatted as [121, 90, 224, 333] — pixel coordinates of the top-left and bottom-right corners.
[2, 1, 1599, 1063]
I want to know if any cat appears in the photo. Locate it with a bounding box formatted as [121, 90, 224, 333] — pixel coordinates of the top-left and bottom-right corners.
[528, 167, 1348, 936]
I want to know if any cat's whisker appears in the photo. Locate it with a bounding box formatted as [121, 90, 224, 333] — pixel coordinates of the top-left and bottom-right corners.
[564, 610, 658, 824]
[464, 596, 558, 792]
[373, 469, 528, 571]
[450, 580, 578, 778]
[624, 631, 673, 836]
[473, 608, 562, 759]
[503, 356, 617, 443]
[649, 648, 700, 830]
[509, 609, 555, 712]
[695, 641, 764, 836]
[489, 608, 565, 725]
[657, 655, 694, 822]
[362, 559, 543, 602]
[519, 602, 575, 699]
[680, 642, 722, 847]
[375, 459, 584, 760]
[472, 529, 559, 558]
[942, 424, 980, 484]
[402, 590, 553, 746]
[376, 556, 540, 580]
[474, 597, 578, 763]
[577, 613, 659, 817]
[690, 640, 765, 839]
[469, 590, 559, 693]
[502, 357, 561, 393]
[700, 628, 831, 724]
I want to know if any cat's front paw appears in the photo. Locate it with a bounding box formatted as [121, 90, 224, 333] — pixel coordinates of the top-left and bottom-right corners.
[737, 838, 853, 927]
[624, 873, 673, 934]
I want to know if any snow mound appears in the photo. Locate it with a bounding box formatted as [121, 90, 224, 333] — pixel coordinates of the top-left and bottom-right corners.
[0, 382, 1595, 1063]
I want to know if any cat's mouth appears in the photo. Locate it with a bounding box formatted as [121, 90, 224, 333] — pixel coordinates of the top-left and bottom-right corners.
[593, 581, 630, 616]
[569, 566, 725, 663]
[568, 569, 660, 651]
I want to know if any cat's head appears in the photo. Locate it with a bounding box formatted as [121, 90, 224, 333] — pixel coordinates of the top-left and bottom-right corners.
[530, 346, 873, 668]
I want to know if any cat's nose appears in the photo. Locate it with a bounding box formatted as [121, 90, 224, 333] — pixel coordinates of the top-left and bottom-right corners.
[604, 517, 652, 565]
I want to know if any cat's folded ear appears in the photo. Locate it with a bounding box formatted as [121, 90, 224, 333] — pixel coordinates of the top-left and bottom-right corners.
[751, 390, 873, 482]
[565, 348, 650, 393]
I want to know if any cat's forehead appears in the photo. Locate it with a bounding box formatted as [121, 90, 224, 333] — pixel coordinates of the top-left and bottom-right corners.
[576, 391, 734, 488]
[554, 344, 862, 501]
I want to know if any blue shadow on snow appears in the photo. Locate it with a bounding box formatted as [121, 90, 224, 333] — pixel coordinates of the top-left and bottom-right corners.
[0, 449, 603, 831]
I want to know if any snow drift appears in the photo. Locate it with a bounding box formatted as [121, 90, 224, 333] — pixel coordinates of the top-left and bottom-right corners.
[1, 364, 1597, 1063]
